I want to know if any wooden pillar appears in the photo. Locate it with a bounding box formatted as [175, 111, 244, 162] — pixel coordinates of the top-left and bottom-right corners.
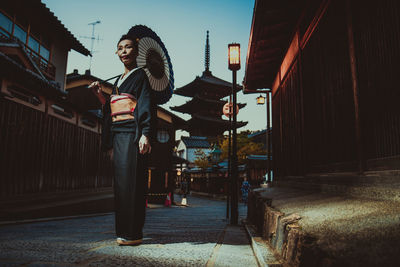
[297, 31, 306, 175]
[346, 0, 365, 173]
[266, 91, 271, 182]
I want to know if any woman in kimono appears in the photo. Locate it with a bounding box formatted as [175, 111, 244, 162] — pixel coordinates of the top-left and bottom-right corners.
[90, 34, 153, 246]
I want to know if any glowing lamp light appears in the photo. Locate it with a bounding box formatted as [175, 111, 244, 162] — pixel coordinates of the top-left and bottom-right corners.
[228, 43, 241, 71]
[257, 95, 265, 105]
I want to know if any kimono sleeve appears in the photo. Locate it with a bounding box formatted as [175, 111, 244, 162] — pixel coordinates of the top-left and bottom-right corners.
[137, 73, 153, 138]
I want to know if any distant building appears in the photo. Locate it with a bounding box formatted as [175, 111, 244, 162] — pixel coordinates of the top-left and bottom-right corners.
[247, 129, 272, 151]
[171, 31, 247, 140]
[176, 136, 211, 164]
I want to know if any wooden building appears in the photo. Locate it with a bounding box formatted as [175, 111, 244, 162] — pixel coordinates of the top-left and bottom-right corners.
[187, 162, 247, 196]
[244, 0, 400, 182]
[176, 136, 211, 164]
[171, 31, 247, 138]
[0, 0, 104, 198]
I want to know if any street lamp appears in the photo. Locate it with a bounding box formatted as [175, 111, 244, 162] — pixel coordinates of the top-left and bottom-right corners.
[256, 95, 265, 105]
[228, 44, 241, 71]
[228, 43, 240, 225]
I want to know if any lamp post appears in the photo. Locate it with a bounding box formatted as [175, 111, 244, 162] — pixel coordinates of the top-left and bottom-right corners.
[228, 43, 240, 225]
[228, 99, 231, 220]
[256, 92, 272, 183]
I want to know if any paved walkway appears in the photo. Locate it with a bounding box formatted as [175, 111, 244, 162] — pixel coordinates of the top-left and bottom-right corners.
[0, 195, 259, 267]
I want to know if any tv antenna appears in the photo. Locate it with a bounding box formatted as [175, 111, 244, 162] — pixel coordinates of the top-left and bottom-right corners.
[80, 20, 102, 71]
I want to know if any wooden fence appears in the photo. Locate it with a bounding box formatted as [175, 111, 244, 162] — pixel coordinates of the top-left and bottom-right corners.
[0, 98, 113, 198]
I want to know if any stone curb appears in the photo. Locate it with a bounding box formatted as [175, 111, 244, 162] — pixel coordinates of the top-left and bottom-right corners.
[243, 222, 268, 267]
[0, 212, 112, 226]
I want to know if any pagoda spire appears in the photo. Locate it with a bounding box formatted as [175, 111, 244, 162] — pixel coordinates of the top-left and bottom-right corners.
[204, 30, 211, 75]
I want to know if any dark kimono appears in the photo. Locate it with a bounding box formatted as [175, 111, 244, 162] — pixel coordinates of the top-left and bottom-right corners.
[101, 67, 153, 240]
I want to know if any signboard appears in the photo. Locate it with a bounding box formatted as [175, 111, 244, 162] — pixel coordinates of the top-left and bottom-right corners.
[223, 102, 239, 118]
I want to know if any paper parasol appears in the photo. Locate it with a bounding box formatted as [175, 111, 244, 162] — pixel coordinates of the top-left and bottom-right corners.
[127, 25, 174, 105]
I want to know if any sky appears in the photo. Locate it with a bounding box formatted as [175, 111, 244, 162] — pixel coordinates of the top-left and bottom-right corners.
[42, 0, 269, 139]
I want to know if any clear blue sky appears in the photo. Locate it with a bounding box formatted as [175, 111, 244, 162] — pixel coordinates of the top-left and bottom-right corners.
[42, 0, 269, 138]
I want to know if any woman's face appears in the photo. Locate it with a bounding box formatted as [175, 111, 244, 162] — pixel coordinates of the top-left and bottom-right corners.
[117, 39, 137, 68]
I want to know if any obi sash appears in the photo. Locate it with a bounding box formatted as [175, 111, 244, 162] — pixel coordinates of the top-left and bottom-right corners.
[110, 93, 137, 122]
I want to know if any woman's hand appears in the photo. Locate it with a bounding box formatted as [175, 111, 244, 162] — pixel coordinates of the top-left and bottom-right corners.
[89, 81, 102, 93]
[139, 135, 151, 154]
[88, 81, 105, 105]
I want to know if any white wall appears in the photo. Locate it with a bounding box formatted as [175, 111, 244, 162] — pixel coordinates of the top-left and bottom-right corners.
[50, 39, 69, 90]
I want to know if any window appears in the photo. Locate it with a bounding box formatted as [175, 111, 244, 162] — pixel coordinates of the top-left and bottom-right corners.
[157, 129, 170, 143]
[0, 11, 51, 61]
[81, 116, 96, 128]
[51, 104, 74, 119]
[40, 46, 50, 61]
[7, 85, 41, 106]
[13, 24, 26, 43]
[0, 12, 12, 35]
[28, 36, 40, 53]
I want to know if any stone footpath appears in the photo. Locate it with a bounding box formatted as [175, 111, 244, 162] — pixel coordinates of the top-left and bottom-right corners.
[0, 195, 263, 267]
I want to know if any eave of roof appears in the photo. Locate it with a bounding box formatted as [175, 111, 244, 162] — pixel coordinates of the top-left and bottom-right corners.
[187, 114, 248, 130]
[170, 95, 246, 114]
[244, 0, 303, 90]
[247, 129, 267, 138]
[247, 155, 268, 161]
[181, 136, 211, 148]
[2, 0, 90, 56]
[66, 72, 114, 88]
[159, 106, 187, 128]
[174, 71, 242, 99]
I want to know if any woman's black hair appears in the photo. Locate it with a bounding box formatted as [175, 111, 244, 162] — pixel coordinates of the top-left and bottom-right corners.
[117, 34, 139, 50]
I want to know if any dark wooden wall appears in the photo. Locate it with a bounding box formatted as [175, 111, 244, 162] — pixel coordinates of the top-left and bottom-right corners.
[0, 98, 113, 198]
[273, 61, 304, 177]
[351, 0, 400, 169]
[302, 0, 357, 172]
[272, 0, 400, 178]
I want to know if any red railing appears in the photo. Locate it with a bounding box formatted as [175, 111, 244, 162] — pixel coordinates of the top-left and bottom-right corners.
[24, 45, 56, 80]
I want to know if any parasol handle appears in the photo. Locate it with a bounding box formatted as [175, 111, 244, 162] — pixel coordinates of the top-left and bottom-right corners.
[87, 75, 120, 106]
[99, 74, 120, 84]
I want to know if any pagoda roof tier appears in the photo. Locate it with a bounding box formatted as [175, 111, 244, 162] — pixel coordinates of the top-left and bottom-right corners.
[185, 114, 248, 136]
[170, 95, 246, 115]
[174, 71, 242, 100]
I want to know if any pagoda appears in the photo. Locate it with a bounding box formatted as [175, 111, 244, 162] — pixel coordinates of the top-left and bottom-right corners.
[171, 31, 247, 137]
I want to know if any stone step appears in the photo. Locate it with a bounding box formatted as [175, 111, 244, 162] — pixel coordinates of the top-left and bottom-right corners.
[247, 187, 400, 266]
